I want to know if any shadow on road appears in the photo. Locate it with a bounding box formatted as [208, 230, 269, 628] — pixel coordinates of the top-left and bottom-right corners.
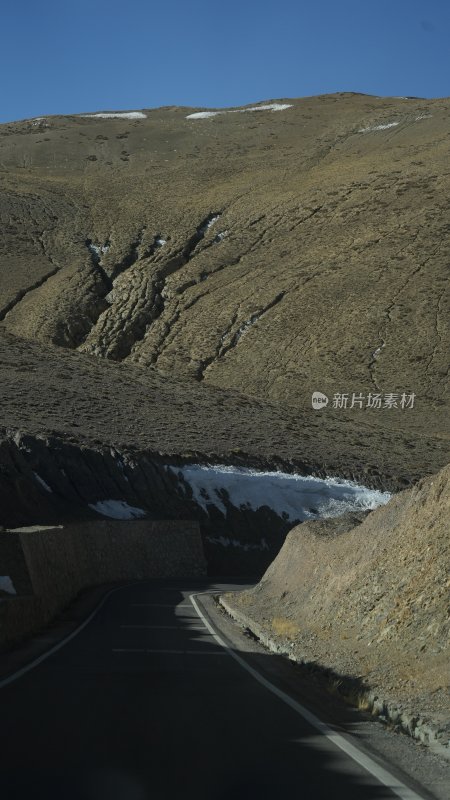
[0, 579, 420, 799]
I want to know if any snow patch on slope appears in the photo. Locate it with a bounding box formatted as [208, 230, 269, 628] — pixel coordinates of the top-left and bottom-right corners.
[234, 310, 266, 343]
[0, 576, 17, 595]
[206, 535, 269, 552]
[82, 112, 147, 120]
[215, 231, 228, 242]
[187, 111, 222, 119]
[166, 465, 391, 521]
[88, 500, 147, 519]
[88, 242, 109, 259]
[186, 103, 293, 120]
[359, 122, 399, 133]
[33, 472, 52, 493]
[371, 341, 386, 359]
[240, 103, 292, 113]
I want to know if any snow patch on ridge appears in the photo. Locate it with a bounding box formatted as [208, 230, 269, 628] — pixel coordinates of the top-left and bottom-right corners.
[187, 111, 222, 119]
[239, 103, 292, 113]
[166, 465, 391, 521]
[186, 103, 293, 120]
[82, 112, 147, 120]
[88, 500, 147, 519]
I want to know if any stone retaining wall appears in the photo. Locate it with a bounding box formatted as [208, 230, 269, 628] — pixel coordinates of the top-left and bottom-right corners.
[0, 519, 205, 646]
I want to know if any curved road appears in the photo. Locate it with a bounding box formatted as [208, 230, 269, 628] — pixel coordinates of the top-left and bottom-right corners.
[0, 580, 435, 799]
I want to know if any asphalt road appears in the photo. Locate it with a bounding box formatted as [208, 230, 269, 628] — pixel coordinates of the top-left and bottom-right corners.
[0, 580, 437, 799]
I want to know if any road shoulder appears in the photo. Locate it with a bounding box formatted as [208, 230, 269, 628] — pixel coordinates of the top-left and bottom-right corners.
[195, 592, 450, 800]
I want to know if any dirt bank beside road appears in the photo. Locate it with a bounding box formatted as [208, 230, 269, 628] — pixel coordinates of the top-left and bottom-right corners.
[221, 464, 450, 755]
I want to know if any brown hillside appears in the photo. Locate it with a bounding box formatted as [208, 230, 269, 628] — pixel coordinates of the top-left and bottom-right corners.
[0, 94, 449, 481]
[222, 463, 450, 743]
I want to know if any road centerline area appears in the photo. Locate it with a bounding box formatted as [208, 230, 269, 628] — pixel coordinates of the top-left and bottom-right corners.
[120, 624, 208, 630]
[129, 603, 193, 607]
[112, 648, 228, 656]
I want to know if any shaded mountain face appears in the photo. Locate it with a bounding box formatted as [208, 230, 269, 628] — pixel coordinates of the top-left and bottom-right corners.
[0, 94, 449, 502]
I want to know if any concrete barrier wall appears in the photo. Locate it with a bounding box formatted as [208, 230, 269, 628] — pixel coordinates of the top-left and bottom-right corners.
[0, 519, 205, 646]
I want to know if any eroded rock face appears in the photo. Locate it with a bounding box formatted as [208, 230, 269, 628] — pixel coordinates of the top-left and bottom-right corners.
[0, 95, 448, 443]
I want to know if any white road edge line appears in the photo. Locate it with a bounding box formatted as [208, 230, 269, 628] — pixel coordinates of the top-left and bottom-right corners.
[190, 592, 426, 800]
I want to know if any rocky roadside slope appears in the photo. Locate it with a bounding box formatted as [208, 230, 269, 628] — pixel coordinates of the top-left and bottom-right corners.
[220, 464, 450, 753]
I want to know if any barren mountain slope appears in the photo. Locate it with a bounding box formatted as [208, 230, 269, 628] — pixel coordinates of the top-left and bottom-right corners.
[0, 93, 449, 480]
[221, 463, 450, 747]
[0, 329, 446, 488]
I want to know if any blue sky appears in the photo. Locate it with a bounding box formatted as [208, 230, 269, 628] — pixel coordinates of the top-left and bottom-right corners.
[2, 0, 449, 122]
